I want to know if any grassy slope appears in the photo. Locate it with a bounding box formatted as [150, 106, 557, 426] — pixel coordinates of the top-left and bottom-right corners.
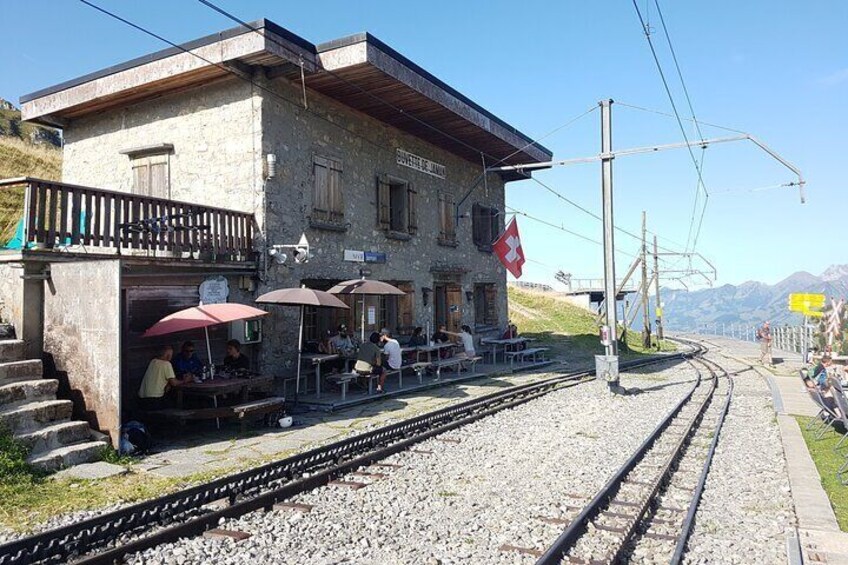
[0, 137, 62, 243]
[507, 286, 675, 360]
[795, 415, 848, 530]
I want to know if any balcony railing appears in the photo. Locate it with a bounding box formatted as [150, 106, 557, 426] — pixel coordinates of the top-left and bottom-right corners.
[0, 178, 256, 262]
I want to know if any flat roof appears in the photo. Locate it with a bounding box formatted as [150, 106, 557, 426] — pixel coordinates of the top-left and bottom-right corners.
[21, 19, 552, 167]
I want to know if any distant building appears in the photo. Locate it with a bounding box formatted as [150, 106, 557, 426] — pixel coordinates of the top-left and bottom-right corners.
[2, 20, 551, 442]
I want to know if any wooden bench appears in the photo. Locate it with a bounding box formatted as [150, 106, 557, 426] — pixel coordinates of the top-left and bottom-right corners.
[505, 347, 550, 369]
[430, 355, 483, 379]
[326, 372, 359, 401]
[232, 397, 286, 431]
[142, 396, 285, 431]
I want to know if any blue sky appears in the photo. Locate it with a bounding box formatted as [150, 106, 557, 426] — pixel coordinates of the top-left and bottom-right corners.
[2, 1, 845, 289]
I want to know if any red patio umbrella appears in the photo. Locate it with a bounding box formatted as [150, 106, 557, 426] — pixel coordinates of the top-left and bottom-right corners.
[256, 287, 349, 395]
[143, 303, 268, 366]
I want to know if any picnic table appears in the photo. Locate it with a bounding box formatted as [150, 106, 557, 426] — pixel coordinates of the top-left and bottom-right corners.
[302, 353, 349, 398]
[410, 342, 455, 363]
[480, 337, 534, 363]
[176, 374, 274, 408]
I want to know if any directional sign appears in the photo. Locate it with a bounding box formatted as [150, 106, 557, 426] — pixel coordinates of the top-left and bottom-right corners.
[788, 292, 826, 313]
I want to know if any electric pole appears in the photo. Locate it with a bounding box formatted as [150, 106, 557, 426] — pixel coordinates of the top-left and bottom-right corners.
[600, 99, 619, 363]
[641, 211, 651, 348]
[653, 235, 664, 341]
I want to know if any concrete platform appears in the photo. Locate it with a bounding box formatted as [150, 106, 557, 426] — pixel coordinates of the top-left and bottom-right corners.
[292, 360, 555, 412]
[697, 335, 848, 565]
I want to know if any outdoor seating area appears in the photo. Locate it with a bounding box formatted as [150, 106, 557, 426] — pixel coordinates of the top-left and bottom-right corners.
[800, 360, 848, 484]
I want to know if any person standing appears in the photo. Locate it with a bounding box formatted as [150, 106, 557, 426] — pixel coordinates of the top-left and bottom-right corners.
[756, 321, 773, 366]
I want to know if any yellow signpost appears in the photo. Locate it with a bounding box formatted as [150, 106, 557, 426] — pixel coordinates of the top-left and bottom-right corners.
[788, 293, 825, 360]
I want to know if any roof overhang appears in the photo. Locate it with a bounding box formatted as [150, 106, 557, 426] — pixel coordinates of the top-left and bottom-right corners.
[20, 19, 552, 174]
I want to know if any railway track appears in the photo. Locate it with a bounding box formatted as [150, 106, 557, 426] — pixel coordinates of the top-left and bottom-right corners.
[534, 347, 733, 565]
[0, 342, 701, 565]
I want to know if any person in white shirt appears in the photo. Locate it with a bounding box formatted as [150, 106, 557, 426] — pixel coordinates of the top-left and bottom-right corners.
[380, 330, 403, 388]
[445, 325, 476, 357]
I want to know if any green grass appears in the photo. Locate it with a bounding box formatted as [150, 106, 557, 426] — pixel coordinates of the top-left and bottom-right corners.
[507, 286, 675, 359]
[795, 415, 848, 530]
[0, 136, 62, 243]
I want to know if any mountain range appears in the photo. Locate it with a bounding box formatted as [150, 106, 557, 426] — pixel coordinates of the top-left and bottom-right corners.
[655, 265, 848, 331]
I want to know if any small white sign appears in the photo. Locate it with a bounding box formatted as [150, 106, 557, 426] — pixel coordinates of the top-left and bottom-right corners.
[397, 148, 446, 179]
[199, 276, 229, 304]
[367, 306, 376, 325]
[344, 249, 365, 262]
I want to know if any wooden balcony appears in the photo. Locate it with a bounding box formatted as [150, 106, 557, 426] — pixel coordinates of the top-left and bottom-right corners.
[0, 178, 256, 264]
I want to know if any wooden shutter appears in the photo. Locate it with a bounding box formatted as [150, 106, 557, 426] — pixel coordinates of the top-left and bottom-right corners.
[132, 162, 150, 196]
[471, 203, 483, 247]
[489, 208, 500, 246]
[439, 192, 456, 242]
[149, 160, 168, 199]
[485, 284, 498, 325]
[407, 183, 418, 234]
[377, 174, 391, 230]
[313, 156, 330, 222]
[328, 159, 343, 221]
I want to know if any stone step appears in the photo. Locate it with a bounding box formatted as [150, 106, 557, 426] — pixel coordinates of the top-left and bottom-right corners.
[16, 420, 93, 453]
[0, 339, 25, 362]
[28, 440, 108, 473]
[0, 379, 58, 406]
[0, 399, 72, 434]
[0, 359, 43, 385]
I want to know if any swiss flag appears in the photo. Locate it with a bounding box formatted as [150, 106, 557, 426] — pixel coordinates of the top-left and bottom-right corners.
[493, 217, 525, 278]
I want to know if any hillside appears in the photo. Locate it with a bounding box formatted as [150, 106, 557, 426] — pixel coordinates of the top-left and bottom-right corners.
[0, 137, 62, 244]
[507, 286, 672, 366]
[0, 98, 61, 147]
[656, 265, 848, 331]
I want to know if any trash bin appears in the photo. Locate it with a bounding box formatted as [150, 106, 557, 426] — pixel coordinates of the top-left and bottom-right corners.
[595, 354, 619, 382]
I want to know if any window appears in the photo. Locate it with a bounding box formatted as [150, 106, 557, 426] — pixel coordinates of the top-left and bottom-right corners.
[472, 203, 500, 251]
[474, 283, 498, 328]
[121, 143, 173, 199]
[131, 155, 169, 198]
[438, 192, 457, 246]
[377, 174, 417, 237]
[311, 155, 344, 227]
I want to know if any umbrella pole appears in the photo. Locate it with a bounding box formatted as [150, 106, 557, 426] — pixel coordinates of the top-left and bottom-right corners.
[361, 298, 365, 343]
[204, 326, 213, 366]
[296, 304, 304, 398]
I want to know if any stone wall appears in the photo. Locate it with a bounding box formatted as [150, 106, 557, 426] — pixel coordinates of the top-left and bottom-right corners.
[62, 76, 264, 219]
[43, 259, 122, 444]
[0, 263, 22, 328]
[258, 77, 508, 368]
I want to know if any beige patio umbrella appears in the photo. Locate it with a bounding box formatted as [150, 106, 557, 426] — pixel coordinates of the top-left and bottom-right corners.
[256, 286, 349, 395]
[327, 278, 406, 342]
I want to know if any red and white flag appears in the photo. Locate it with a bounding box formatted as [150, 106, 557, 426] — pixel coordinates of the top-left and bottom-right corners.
[493, 217, 525, 278]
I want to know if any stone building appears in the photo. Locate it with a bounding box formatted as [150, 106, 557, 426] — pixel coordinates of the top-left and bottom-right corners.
[4, 19, 551, 442]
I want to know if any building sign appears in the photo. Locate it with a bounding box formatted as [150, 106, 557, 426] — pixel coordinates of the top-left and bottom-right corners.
[199, 276, 229, 304]
[364, 251, 387, 264]
[344, 250, 387, 264]
[396, 148, 446, 179]
[344, 250, 365, 262]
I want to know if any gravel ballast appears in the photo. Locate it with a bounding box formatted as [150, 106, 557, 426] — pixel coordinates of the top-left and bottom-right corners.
[129, 361, 699, 564]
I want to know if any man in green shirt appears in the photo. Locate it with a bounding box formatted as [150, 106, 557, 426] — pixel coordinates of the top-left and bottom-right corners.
[138, 345, 194, 410]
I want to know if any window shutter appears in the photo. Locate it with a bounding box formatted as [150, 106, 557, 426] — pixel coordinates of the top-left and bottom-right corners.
[329, 159, 343, 221]
[313, 156, 330, 222]
[472, 203, 482, 247]
[132, 162, 150, 196]
[489, 208, 501, 246]
[377, 174, 391, 230]
[485, 284, 498, 325]
[438, 193, 447, 238]
[445, 193, 456, 240]
[407, 183, 418, 234]
[149, 161, 168, 199]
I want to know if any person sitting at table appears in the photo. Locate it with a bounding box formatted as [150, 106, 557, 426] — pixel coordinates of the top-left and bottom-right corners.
[501, 320, 525, 350]
[330, 324, 356, 356]
[445, 325, 476, 358]
[138, 345, 194, 410]
[381, 330, 403, 379]
[408, 327, 427, 347]
[172, 341, 203, 379]
[223, 339, 250, 372]
[354, 332, 386, 393]
[432, 324, 452, 359]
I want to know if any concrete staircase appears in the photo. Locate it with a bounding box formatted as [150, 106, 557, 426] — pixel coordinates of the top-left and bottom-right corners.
[0, 338, 109, 472]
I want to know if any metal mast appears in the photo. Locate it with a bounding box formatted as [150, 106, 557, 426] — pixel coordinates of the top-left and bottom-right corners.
[600, 99, 618, 361]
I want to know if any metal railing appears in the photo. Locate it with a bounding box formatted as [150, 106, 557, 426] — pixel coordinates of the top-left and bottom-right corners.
[1, 177, 256, 262]
[697, 322, 815, 355]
